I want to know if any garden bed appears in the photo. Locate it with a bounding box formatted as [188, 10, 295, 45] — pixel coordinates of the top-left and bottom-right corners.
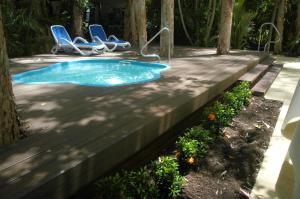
[72, 83, 282, 199]
[180, 96, 282, 199]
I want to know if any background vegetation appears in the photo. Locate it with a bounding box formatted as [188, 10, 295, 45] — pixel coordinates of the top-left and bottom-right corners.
[2, 0, 300, 57]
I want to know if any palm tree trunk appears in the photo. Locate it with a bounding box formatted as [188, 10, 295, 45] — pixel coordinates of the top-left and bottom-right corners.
[0, 8, 20, 146]
[124, 0, 147, 51]
[73, 1, 84, 36]
[161, 0, 174, 57]
[217, 0, 234, 55]
[134, 0, 147, 51]
[123, 0, 131, 41]
[274, 0, 286, 54]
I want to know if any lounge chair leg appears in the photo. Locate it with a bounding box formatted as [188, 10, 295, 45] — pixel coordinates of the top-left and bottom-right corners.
[51, 46, 59, 54]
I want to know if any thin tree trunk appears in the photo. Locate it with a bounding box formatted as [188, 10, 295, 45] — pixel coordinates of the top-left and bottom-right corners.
[195, 0, 201, 45]
[177, 0, 193, 45]
[134, 0, 147, 51]
[274, 0, 286, 54]
[266, 0, 279, 52]
[73, 2, 83, 36]
[123, 0, 131, 41]
[204, 0, 216, 46]
[217, 0, 234, 55]
[161, 0, 174, 57]
[296, 0, 300, 37]
[129, 0, 138, 46]
[0, 8, 20, 146]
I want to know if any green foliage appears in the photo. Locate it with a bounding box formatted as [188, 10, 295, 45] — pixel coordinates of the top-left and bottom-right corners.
[176, 137, 208, 164]
[95, 167, 159, 199]
[286, 37, 300, 56]
[232, 81, 252, 105]
[95, 173, 125, 199]
[2, 6, 47, 57]
[75, 0, 91, 10]
[122, 168, 159, 199]
[202, 81, 252, 131]
[152, 156, 184, 198]
[184, 126, 214, 144]
[2, 2, 54, 57]
[231, 0, 257, 49]
[94, 83, 252, 198]
[223, 91, 243, 113]
[203, 101, 235, 129]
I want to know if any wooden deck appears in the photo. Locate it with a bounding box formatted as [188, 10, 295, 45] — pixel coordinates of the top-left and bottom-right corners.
[1, 47, 267, 198]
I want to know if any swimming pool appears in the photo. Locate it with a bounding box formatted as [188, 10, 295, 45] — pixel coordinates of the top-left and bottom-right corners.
[13, 59, 169, 87]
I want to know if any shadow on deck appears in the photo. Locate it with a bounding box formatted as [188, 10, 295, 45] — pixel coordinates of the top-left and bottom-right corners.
[1, 47, 267, 198]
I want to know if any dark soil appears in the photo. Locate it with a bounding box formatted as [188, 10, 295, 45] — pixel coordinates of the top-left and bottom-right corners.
[179, 96, 282, 199]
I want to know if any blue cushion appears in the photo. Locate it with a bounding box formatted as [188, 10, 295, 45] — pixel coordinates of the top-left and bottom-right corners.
[51, 26, 72, 45]
[90, 25, 107, 41]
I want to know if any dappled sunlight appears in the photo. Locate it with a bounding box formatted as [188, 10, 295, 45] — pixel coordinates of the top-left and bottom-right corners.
[1, 48, 266, 198]
[78, 115, 106, 126]
[27, 101, 63, 112]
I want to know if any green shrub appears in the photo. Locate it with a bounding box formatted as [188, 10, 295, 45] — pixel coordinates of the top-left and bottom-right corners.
[95, 167, 158, 199]
[223, 91, 244, 113]
[176, 137, 208, 166]
[232, 81, 252, 105]
[122, 167, 159, 199]
[185, 126, 214, 143]
[152, 156, 184, 198]
[95, 173, 125, 199]
[203, 101, 235, 130]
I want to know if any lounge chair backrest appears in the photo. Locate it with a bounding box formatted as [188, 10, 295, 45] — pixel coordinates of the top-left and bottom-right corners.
[89, 24, 108, 41]
[51, 25, 72, 45]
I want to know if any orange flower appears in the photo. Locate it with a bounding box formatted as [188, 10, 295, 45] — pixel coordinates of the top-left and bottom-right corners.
[175, 151, 181, 158]
[208, 112, 216, 121]
[186, 157, 195, 165]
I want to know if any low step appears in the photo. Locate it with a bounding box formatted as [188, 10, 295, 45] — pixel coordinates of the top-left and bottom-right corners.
[238, 57, 274, 86]
[252, 64, 283, 96]
[239, 64, 270, 86]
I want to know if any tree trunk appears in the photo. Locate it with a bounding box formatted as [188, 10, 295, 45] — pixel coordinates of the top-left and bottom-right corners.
[296, 1, 300, 37]
[160, 0, 174, 57]
[123, 0, 131, 41]
[73, 2, 83, 37]
[124, 0, 147, 51]
[217, 0, 234, 55]
[266, 0, 279, 52]
[0, 8, 20, 146]
[130, 0, 139, 46]
[274, 0, 286, 54]
[134, 0, 147, 51]
[177, 0, 193, 45]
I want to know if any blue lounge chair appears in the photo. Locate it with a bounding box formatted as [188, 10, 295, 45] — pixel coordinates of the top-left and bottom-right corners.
[50, 25, 106, 55]
[89, 24, 131, 50]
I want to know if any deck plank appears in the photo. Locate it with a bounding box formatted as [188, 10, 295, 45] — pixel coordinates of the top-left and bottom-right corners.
[0, 47, 267, 199]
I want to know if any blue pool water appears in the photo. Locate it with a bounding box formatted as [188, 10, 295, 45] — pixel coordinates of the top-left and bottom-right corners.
[13, 59, 169, 87]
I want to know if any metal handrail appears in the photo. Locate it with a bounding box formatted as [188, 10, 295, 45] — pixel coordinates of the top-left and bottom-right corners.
[258, 22, 281, 53]
[140, 27, 170, 62]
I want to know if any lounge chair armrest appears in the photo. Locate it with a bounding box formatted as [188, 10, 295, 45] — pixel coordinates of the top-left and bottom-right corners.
[73, 37, 88, 44]
[57, 38, 72, 45]
[93, 36, 105, 45]
[94, 36, 117, 52]
[108, 35, 119, 41]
